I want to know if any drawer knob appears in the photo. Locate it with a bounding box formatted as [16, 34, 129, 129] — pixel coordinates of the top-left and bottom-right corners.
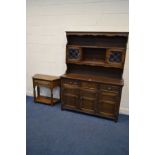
[108, 87, 112, 90]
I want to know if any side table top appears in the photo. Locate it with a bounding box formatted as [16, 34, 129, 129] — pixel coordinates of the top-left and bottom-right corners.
[33, 74, 60, 81]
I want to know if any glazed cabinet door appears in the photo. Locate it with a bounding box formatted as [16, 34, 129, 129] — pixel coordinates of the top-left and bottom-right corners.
[106, 48, 125, 68]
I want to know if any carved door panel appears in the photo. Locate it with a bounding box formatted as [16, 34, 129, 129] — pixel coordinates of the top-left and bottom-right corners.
[97, 90, 119, 118]
[63, 94, 78, 109]
[67, 46, 82, 62]
[106, 48, 125, 68]
[80, 97, 96, 114]
[79, 89, 97, 114]
[98, 100, 116, 118]
[62, 85, 79, 109]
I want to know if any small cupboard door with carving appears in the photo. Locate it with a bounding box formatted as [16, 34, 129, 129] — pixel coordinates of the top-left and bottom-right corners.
[61, 86, 79, 110]
[97, 89, 119, 119]
[79, 89, 97, 114]
[67, 46, 82, 62]
[97, 100, 117, 119]
[62, 94, 78, 109]
[106, 48, 125, 68]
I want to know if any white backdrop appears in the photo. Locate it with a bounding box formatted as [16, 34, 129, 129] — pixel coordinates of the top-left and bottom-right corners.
[26, 0, 129, 114]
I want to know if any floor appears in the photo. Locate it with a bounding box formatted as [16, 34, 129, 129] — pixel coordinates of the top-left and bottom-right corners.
[26, 96, 129, 155]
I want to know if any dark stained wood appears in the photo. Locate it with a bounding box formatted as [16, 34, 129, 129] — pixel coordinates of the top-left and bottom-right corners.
[33, 74, 60, 105]
[67, 64, 123, 79]
[61, 32, 128, 121]
[33, 74, 60, 81]
[66, 31, 129, 37]
[35, 96, 59, 105]
[61, 73, 124, 86]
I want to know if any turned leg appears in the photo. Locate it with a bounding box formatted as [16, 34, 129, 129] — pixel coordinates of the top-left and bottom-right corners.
[37, 86, 40, 97]
[33, 86, 36, 102]
[51, 88, 53, 105]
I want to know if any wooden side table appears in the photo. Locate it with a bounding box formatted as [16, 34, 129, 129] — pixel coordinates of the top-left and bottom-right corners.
[32, 74, 61, 105]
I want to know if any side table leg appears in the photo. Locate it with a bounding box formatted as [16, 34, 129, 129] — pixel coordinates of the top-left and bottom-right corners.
[51, 88, 53, 105]
[33, 86, 36, 102]
[37, 86, 40, 97]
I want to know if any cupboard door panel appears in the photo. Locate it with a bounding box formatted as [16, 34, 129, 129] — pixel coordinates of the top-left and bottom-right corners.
[80, 89, 97, 98]
[80, 97, 96, 114]
[67, 46, 82, 62]
[106, 48, 125, 68]
[98, 100, 117, 117]
[62, 94, 78, 109]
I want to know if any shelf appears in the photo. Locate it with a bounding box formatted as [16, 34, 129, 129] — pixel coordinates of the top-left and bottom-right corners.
[67, 45, 126, 49]
[68, 60, 105, 66]
[35, 96, 59, 105]
[61, 73, 124, 86]
[66, 32, 129, 37]
[67, 61, 123, 68]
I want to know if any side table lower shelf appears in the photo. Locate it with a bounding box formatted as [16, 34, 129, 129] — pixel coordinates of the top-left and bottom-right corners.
[35, 96, 60, 105]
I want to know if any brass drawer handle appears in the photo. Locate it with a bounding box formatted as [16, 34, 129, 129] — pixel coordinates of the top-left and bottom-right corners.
[107, 87, 112, 90]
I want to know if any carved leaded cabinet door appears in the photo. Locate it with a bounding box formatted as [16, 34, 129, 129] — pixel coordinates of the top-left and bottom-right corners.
[61, 79, 79, 110]
[106, 48, 125, 68]
[79, 81, 97, 114]
[66, 46, 82, 62]
[97, 84, 121, 119]
[79, 89, 97, 114]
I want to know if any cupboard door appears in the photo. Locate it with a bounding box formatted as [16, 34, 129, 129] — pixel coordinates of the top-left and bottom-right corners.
[67, 46, 82, 62]
[98, 100, 117, 118]
[80, 97, 96, 114]
[62, 94, 78, 109]
[61, 85, 79, 109]
[106, 48, 125, 68]
[79, 89, 97, 114]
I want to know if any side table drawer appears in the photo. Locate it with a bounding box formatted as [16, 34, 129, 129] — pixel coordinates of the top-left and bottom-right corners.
[34, 80, 51, 87]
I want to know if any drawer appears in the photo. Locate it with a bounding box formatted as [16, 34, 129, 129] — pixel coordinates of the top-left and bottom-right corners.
[98, 100, 117, 117]
[34, 80, 51, 87]
[81, 81, 97, 90]
[99, 91, 119, 101]
[62, 79, 79, 86]
[80, 89, 97, 98]
[100, 84, 121, 93]
[62, 87, 79, 95]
